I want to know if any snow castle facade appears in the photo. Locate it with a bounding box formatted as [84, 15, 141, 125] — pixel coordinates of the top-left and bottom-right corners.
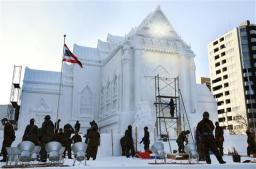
[18, 7, 217, 151]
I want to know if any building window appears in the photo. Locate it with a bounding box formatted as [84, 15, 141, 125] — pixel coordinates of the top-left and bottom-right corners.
[219, 117, 225, 122]
[223, 75, 228, 79]
[218, 109, 225, 114]
[225, 91, 230, 95]
[221, 52, 226, 56]
[213, 41, 218, 45]
[215, 62, 221, 67]
[224, 83, 229, 87]
[212, 77, 222, 83]
[222, 59, 226, 64]
[223, 67, 227, 72]
[215, 93, 223, 98]
[213, 85, 222, 91]
[217, 101, 224, 106]
[220, 37, 224, 42]
[227, 116, 232, 121]
[226, 107, 231, 112]
[216, 69, 221, 74]
[220, 44, 225, 49]
[215, 55, 220, 60]
[226, 99, 231, 104]
[214, 48, 219, 53]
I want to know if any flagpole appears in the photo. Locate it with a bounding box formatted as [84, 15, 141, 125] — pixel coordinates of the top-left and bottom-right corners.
[56, 34, 66, 122]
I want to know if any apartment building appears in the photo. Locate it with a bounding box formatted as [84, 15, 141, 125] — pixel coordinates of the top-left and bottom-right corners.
[208, 20, 256, 133]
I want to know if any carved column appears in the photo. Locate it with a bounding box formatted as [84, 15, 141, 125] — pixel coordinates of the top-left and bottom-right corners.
[121, 45, 131, 112]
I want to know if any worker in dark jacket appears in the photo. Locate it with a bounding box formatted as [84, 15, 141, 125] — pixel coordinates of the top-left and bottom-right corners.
[169, 98, 175, 117]
[196, 112, 226, 164]
[246, 129, 256, 156]
[140, 126, 150, 151]
[54, 128, 66, 146]
[72, 130, 82, 144]
[22, 118, 39, 145]
[215, 122, 224, 156]
[1, 118, 15, 162]
[85, 120, 98, 144]
[125, 125, 135, 158]
[74, 120, 80, 132]
[86, 125, 100, 160]
[176, 130, 190, 153]
[63, 123, 74, 159]
[120, 135, 126, 156]
[39, 115, 54, 162]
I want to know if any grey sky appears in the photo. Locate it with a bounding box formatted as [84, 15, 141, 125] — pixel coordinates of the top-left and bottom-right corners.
[0, 0, 255, 104]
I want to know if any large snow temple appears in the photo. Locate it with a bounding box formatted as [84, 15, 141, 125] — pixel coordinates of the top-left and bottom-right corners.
[17, 7, 217, 155]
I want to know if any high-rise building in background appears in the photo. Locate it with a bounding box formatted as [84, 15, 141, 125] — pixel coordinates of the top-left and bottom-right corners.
[208, 20, 256, 134]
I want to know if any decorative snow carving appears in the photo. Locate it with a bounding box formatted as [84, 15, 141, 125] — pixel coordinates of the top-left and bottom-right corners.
[80, 86, 93, 118]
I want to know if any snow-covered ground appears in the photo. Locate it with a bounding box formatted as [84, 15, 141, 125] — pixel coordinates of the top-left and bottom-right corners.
[1, 155, 255, 169]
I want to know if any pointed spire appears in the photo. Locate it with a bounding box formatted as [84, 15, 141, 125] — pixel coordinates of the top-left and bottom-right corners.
[156, 5, 161, 11]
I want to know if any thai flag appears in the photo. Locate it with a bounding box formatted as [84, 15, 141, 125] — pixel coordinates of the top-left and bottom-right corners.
[63, 44, 83, 68]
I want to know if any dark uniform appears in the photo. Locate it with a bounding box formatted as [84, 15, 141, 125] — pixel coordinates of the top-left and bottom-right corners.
[140, 126, 150, 151]
[125, 125, 135, 158]
[85, 120, 98, 144]
[22, 118, 39, 145]
[246, 129, 256, 156]
[54, 128, 66, 146]
[169, 99, 175, 117]
[176, 130, 190, 153]
[215, 122, 224, 156]
[120, 136, 126, 156]
[72, 132, 82, 144]
[1, 119, 15, 162]
[39, 115, 54, 162]
[86, 126, 100, 160]
[74, 121, 80, 132]
[195, 128, 205, 161]
[63, 123, 74, 159]
[196, 112, 225, 164]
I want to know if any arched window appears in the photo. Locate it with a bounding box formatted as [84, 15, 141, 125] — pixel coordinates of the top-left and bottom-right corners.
[80, 86, 93, 117]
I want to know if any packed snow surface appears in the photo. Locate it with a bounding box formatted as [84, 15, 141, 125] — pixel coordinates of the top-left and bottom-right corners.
[1, 155, 255, 169]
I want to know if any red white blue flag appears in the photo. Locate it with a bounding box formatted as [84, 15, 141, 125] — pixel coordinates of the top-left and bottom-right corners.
[63, 44, 83, 68]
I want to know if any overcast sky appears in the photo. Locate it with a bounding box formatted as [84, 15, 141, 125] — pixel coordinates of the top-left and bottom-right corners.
[0, 0, 255, 104]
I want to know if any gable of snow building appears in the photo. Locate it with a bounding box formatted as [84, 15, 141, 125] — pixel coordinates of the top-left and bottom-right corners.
[126, 7, 194, 57]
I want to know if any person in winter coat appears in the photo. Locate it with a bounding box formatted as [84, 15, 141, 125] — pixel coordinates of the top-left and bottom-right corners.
[246, 129, 256, 156]
[22, 118, 39, 145]
[176, 130, 190, 153]
[86, 125, 100, 160]
[125, 125, 135, 158]
[74, 120, 81, 132]
[39, 115, 54, 162]
[140, 126, 150, 151]
[72, 130, 82, 144]
[196, 112, 226, 164]
[120, 135, 126, 156]
[215, 122, 224, 156]
[1, 118, 15, 162]
[63, 123, 74, 159]
[54, 128, 66, 146]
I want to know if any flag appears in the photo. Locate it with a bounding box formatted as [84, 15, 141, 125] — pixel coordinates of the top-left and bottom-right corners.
[63, 44, 83, 68]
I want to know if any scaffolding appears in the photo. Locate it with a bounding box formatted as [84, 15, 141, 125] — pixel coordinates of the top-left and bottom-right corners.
[8, 65, 22, 128]
[154, 74, 193, 152]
